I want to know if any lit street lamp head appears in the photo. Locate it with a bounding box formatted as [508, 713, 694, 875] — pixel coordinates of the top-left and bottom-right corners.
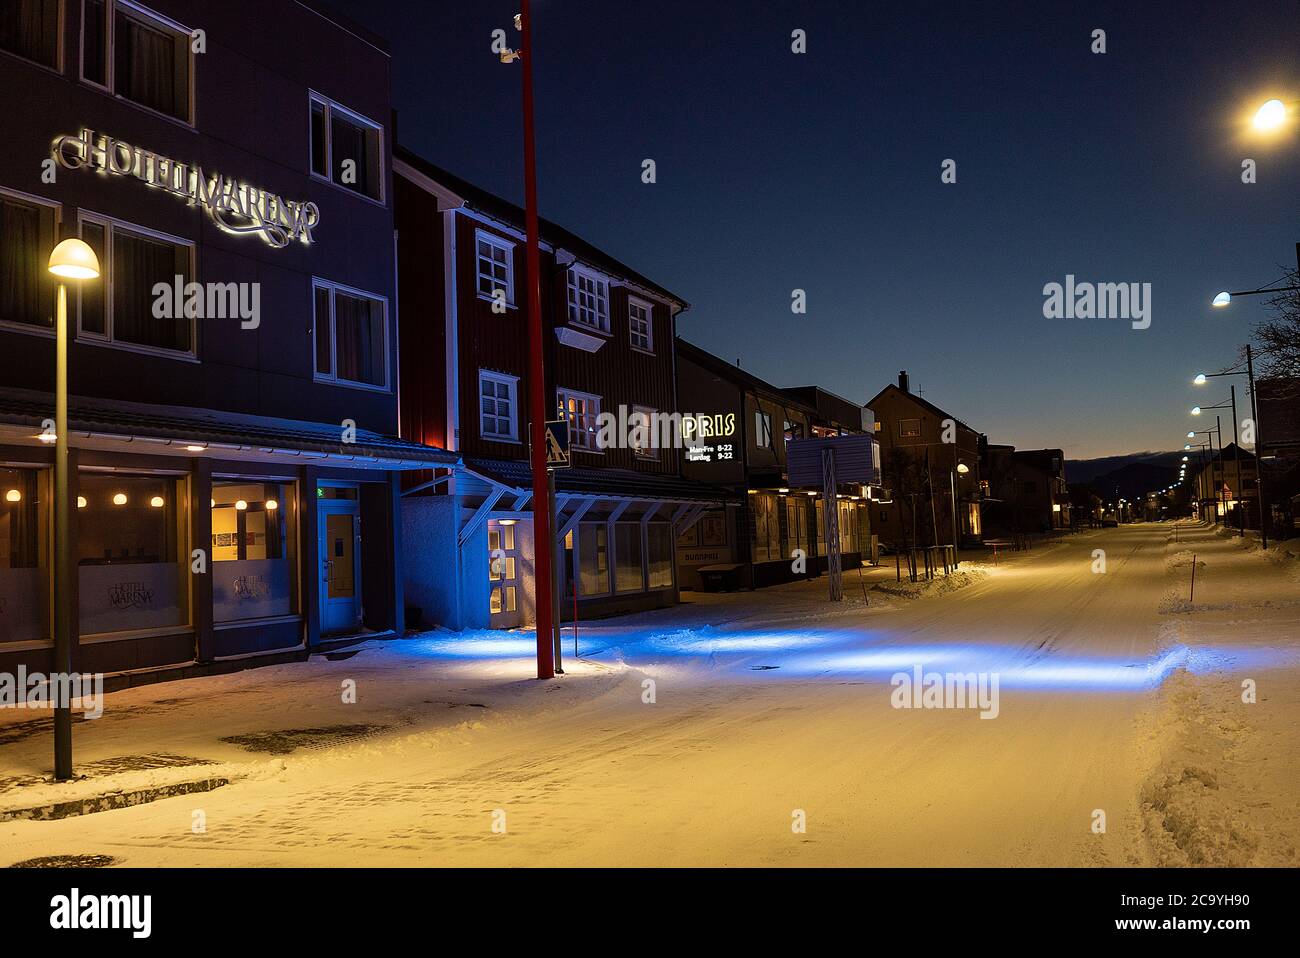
[1211, 291, 1231, 308]
[1193, 373, 1207, 385]
[1190, 406, 1201, 415]
[1187, 431, 1196, 439]
[1253, 98, 1288, 131]
[47, 238, 101, 280]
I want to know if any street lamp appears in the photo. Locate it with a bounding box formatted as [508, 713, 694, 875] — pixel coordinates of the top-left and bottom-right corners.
[1253, 98, 1290, 131]
[48, 237, 101, 780]
[1193, 361, 1268, 546]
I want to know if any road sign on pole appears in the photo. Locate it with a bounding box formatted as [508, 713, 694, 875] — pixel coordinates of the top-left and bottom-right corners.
[545, 419, 570, 469]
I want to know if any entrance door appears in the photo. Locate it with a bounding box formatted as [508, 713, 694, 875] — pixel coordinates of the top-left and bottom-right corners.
[319, 491, 362, 634]
[488, 519, 522, 629]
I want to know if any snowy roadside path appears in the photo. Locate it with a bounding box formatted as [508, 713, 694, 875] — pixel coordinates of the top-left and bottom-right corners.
[1, 524, 1295, 866]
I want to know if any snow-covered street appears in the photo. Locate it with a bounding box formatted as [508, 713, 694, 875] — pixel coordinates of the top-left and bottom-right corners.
[2, 523, 1297, 867]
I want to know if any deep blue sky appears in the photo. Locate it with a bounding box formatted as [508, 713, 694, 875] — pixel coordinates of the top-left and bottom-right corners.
[344, 0, 1299, 459]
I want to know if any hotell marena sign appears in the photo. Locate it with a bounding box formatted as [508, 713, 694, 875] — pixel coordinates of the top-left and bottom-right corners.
[52, 128, 320, 249]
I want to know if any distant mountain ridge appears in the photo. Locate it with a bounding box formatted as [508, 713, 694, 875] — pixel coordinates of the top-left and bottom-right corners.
[1066, 451, 1185, 501]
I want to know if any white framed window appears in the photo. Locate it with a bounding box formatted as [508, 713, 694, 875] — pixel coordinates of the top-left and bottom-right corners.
[631, 405, 658, 460]
[76, 211, 196, 359]
[80, 0, 195, 125]
[475, 230, 514, 306]
[0, 187, 61, 336]
[558, 387, 602, 451]
[1, 0, 61, 71]
[310, 92, 385, 203]
[628, 296, 653, 352]
[313, 279, 390, 391]
[566, 266, 609, 333]
[755, 410, 773, 449]
[479, 369, 519, 442]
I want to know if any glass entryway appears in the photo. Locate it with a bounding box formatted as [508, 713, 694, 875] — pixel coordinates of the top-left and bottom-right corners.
[488, 519, 522, 629]
[318, 484, 362, 634]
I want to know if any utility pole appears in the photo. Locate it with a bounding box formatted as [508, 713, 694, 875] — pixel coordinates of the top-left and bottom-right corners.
[518, 1, 554, 679]
[1245, 345, 1268, 548]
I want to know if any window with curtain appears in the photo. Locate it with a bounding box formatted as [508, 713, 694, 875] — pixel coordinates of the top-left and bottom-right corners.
[313, 281, 389, 389]
[76, 216, 193, 354]
[0, 193, 57, 330]
[113, 228, 192, 352]
[81, 1, 192, 121]
[0, 0, 59, 68]
[310, 94, 384, 201]
[0, 467, 48, 644]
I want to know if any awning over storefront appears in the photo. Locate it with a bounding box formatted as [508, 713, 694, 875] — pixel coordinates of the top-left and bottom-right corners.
[0, 387, 458, 470]
[454, 457, 737, 548]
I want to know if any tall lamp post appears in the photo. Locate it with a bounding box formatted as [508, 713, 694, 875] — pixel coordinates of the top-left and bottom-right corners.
[47, 238, 101, 779]
[1195, 350, 1271, 547]
[500, 5, 555, 679]
[1188, 427, 1219, 522]
[950, 460, 969, 565]
[1191, 402, 1236, 528]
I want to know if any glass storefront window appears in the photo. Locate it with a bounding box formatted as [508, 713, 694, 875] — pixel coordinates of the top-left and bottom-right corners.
[614, 522, 644, 593]
[0, 467, 48, 643]
[212, 481, 297, 622]
[646, 523, 674, 590]
[77, 472, 187, 635]
[577, 522, 608, 597]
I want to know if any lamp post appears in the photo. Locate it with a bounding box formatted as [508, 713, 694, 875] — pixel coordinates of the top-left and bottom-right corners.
[950, 460, 968, 565]
[501, 4, 555, 679]
[1191, 402, 1235, 526]
[1193, 348, 1269, 546]
[47, 238, 101, 779]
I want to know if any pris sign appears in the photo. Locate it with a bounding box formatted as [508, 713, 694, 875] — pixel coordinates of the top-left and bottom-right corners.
[51, 128, 321, 249]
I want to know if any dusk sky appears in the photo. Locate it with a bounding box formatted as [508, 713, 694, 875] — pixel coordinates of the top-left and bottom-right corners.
[348, 0, 1300, 459]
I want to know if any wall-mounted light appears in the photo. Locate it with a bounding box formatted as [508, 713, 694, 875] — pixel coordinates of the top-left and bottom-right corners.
[149, 496, 165, 508]
[265, 499, 279, 511]
[4, 489, 20, 503]
[185, 445, 205, 452]
[498, 518, 516, 526]
[235, 500, 248, 511]
[37, 433, 56, 443]
[112, 493, 127, 506]
[77, 496, 87, 509]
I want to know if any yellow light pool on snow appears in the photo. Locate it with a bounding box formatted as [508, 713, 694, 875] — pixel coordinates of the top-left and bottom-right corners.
[47, 238, 101, 280]
[1253, 98, 1287, 131]
[112, 493, 127, 506]
[4, 489, 20, 503]
[150, 496, 165, 508]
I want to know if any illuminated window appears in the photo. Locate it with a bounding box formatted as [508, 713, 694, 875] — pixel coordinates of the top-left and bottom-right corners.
[558, 388, 602, 451]
[750, 492, 780, 562]
[76, 472, 188, 636]
[628, 297, 653, 352]
[77, 213, 194, 356]
[211, 481, 297, 622]
[566, 267, 609, 332]
[479, 370, 519, 442]
[310, 93, 384, 202]
[81, 0, 193, 123]
[313, 279, 389, 390]
[577, 522, 609, 596]
[899, 418, 922, 438]
[631, 405, 658, 460]
[0, 466, 48, 644]
[1, 0, 59, 68]
[0, 189, 59, 332]
[475, 231, 514, 305]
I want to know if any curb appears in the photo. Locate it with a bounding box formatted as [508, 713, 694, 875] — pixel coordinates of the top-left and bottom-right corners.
[0, 776, 232, 823]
